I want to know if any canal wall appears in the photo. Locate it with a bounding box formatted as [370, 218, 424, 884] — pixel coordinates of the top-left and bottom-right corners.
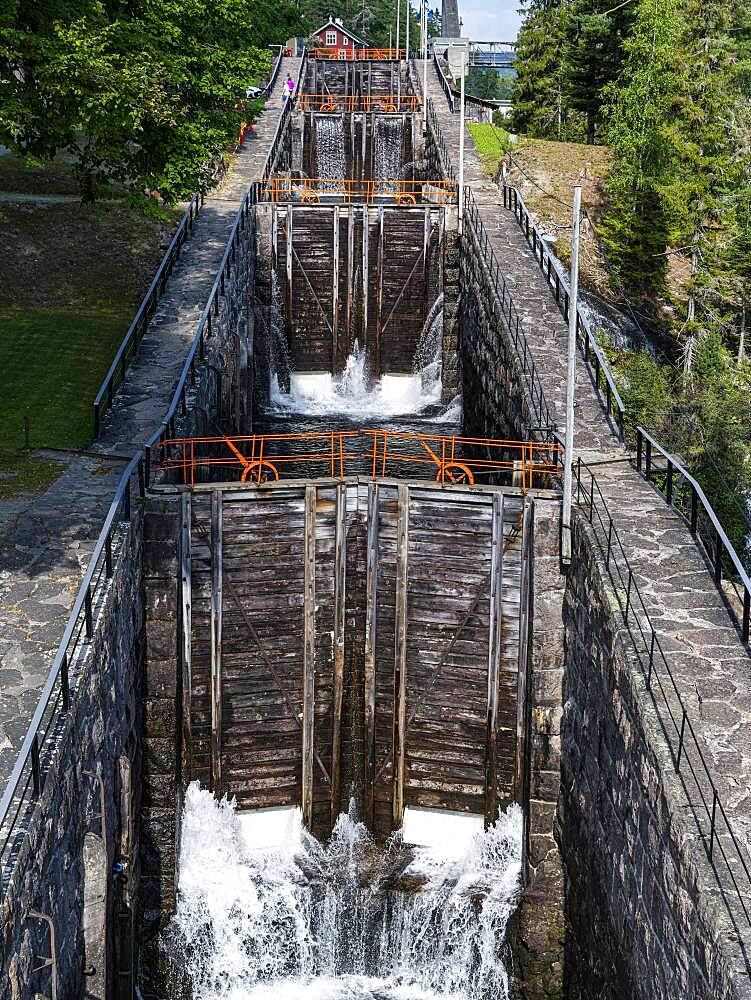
[0, 507, 144, 1000]
[559, 514, 751, 1000]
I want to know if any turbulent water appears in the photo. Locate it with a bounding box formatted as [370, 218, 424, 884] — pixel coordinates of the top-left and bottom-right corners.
[269, 341, 443, 420]
[374, 117, 405, 181]
[315, 116, 346, 180]
[169, 784, 523, 1000]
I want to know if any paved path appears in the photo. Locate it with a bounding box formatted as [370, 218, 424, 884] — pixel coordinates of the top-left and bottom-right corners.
[424, 60, 751, 860]
[0, 59, 300, 787]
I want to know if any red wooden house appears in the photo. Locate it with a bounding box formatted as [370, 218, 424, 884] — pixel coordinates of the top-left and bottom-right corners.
[312, 17, 368, 58]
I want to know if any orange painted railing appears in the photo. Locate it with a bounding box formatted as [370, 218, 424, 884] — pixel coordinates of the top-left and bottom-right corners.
[155, 430, 562, 491]
[298, 93, 422, 113]
[262, 177, 458, 205]
[311, 48, 405, 61]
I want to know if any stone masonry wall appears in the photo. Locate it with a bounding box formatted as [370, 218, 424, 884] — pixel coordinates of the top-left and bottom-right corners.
[0, 505, 143, 1000]
[459, 222, 537, 442]
[559, 514, 750, 1000]
[512, 499, 565, 1000]
[138, 496, 182, 999]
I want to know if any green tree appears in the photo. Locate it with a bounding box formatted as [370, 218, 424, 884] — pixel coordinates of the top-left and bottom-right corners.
[599, 0, 685, 295]
[0, 0, 303, 202]
[561, 0, 633, 144]
[512, 1, 572, 139]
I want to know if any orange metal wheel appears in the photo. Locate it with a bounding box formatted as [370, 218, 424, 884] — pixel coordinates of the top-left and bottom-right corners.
[322, 102, 337, 112]
[301, 191, 321, 204]
[396, 193, 417, 206]
[381, 103, 398, 113]
[241, 460, 279, 484]
[436, 462, 475, 486]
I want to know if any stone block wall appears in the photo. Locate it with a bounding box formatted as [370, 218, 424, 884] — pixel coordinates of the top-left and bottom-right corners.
[513, 498, 565, 1000]
[559, 514, 750, 1000]
[138, 496, 183, 998]
[459, 224, 536, 441]
[0, 505, 144, 1000]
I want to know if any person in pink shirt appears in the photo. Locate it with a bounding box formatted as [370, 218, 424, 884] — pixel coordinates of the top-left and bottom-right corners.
[285, 74, 295, 100]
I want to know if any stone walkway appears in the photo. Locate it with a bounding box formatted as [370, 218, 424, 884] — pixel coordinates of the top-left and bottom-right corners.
[424, 59, 751, 863]
[0, 59, 300, 787]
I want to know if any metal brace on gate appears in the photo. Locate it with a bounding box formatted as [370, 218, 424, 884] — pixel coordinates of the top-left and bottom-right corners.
[28, 910, 57, 1000]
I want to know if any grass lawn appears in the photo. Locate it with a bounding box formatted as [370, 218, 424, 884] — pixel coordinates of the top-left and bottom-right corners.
[0, 308, 134, 452]
[468, 122, 510, 176]
[0, 185, 180, 496]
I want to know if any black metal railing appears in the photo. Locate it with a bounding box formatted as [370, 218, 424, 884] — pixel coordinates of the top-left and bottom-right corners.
[0, 451, 145, 894]
[260, 49, 307, 183]
[574, 458, 751, 934]
[463, 189, 556, 437]
[503, 185, 626, 441]
[426, 98, 456, 179]
[258, 44, 284, 99]
[433, 52, 455, 112]
[93, 192, 203, 437]
[92, 45, 294, 438]
[425, 97, 556, 438]
[635, 427, 751, 645]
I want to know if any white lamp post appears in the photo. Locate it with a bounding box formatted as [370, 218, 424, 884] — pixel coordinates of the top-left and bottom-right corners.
[561, 185, 582, 564]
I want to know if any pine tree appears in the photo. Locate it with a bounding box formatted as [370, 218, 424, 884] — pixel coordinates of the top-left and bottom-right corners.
[561, 0, 634, 144]
[599, 0, 685, 295]
[511, 1, 571, 139]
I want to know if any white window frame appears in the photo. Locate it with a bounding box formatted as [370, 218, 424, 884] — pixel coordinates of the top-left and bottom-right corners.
[338, 49, 347, 60]
[326, 30, 337, 45]
[342, 35, 349, 45]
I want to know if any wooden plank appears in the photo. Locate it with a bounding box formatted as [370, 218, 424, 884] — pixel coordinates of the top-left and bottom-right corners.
[285, 205, 293, 325]
[392, 484, 409, 829]
[364, 482, 379, 827]
[271, 203, 278, 271]
[362, 205, 369, 347]
[376, 205, 384, 376]
[210, 490, 223, 796]
[331, 483, 347, 825]
[181, 493, 192, 784]
[485, 493, 504, 825]
[346, 205, 354, 345]
[302, 485, 316, 828]
[332, 205, 340, 370]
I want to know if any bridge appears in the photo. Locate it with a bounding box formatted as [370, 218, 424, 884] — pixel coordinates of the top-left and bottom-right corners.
[0, 42, 750, 1000]
[468, 40, 517, 70]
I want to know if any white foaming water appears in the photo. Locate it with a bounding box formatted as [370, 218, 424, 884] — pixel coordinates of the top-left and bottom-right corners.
[169, 783, 523, 1000]
[269, 341, 443, 419]
[315, 116, 346, 180]
[375, 117, 405, 180]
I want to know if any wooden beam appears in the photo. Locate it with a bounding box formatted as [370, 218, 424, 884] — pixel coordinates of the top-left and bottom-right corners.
[362, 205, 369, 348]
[180, 493, 192, 785]
[271, 203, 278, 271]
[364, 482, 379, 827]
[210, 490, 223, 797]
[345, 205, 354, 350]
[485, 492, 504, 825]
[302, 485, 316, 828]
[331, 484, 347, 826]
[392, 484, 409, 830]
[333, 206, 340, 370]
[376, 205, 385, 377]
[285, 206, 293, 326]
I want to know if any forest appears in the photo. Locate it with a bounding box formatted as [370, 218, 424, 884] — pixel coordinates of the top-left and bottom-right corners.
[512, 0, 751, 552]
[0, 0, 415, 203]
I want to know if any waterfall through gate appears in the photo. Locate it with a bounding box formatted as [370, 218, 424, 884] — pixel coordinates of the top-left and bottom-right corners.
[374, 117, 405, 180]
[315, 116, 346, 180]
[166, 784, 523, 1000]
